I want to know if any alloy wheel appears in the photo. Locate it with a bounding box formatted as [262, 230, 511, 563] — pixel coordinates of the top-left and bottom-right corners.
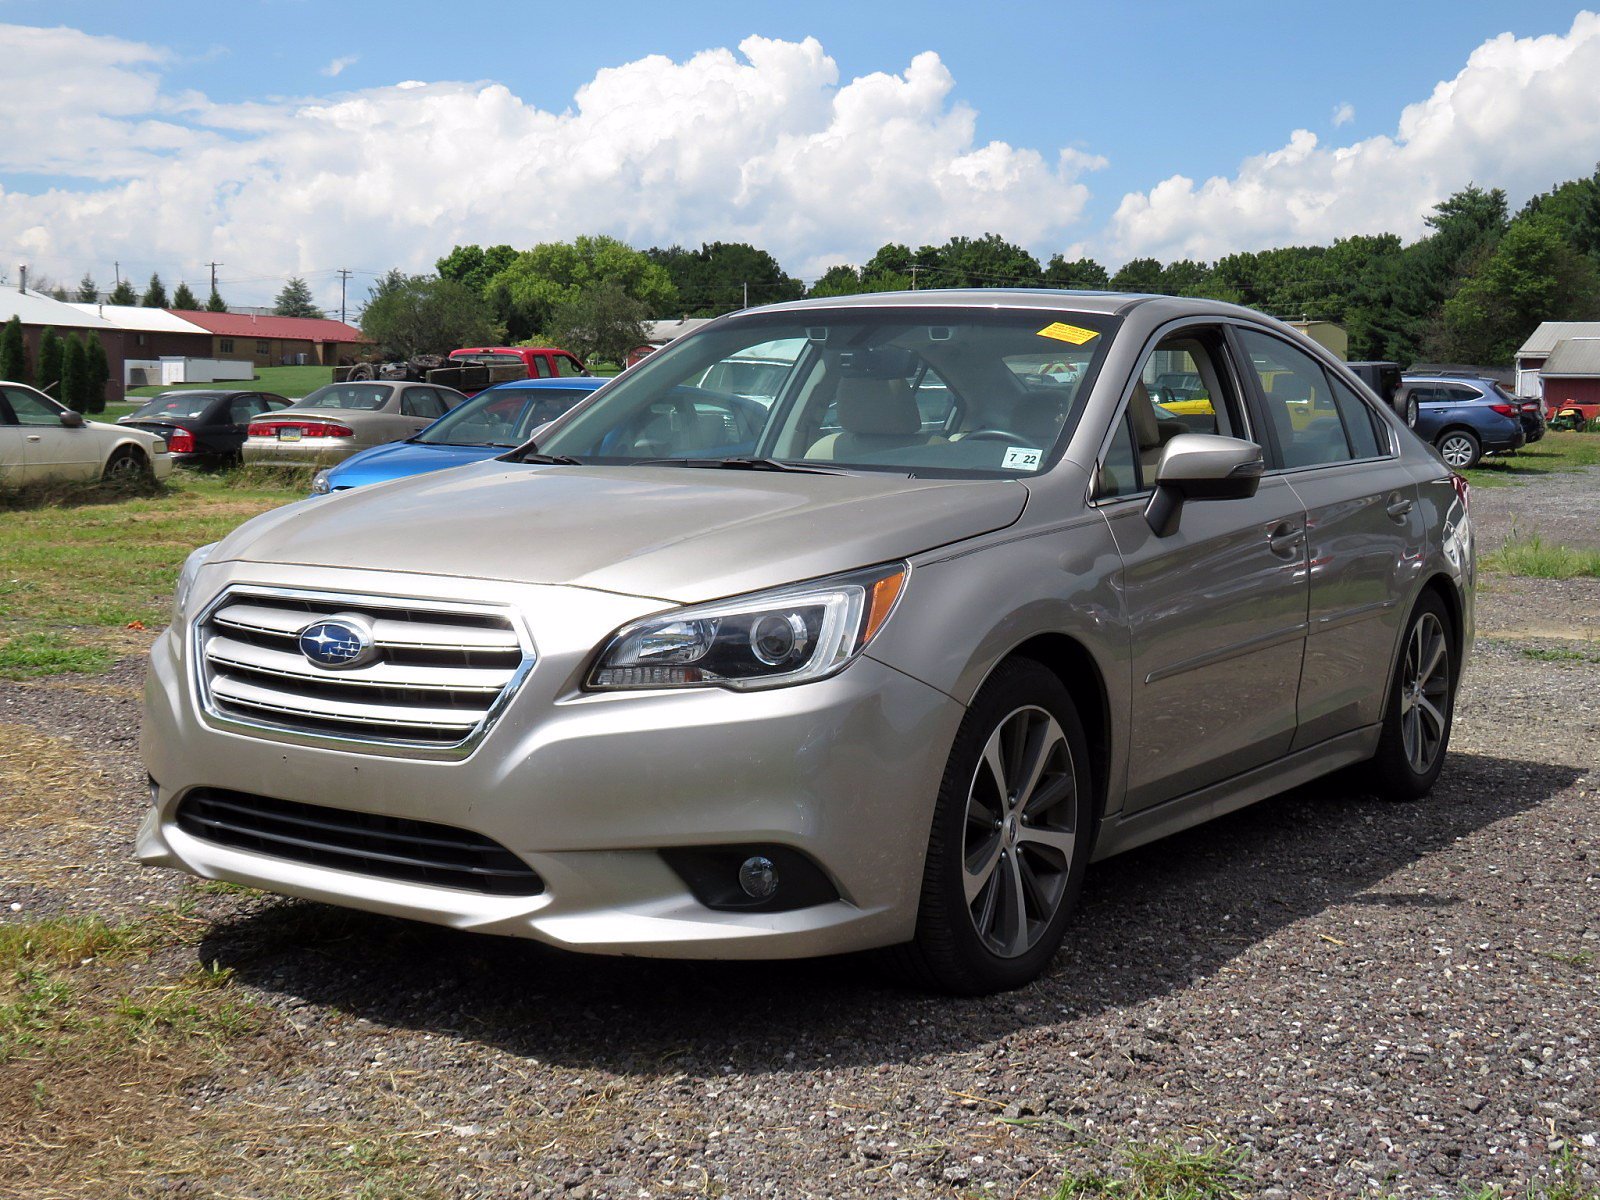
[961, 705, 1077, 958]
[1400, 612, 1450, 775]
[105, 451, 143, 480]
[1438, 435, 1475, 468]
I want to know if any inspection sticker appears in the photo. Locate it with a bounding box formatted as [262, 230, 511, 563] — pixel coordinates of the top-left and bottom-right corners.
[1002, 446, 1043, 471]
[1036, 321, 1100, 345]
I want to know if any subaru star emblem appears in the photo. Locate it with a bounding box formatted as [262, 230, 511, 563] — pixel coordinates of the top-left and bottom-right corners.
[297, 614, 377, 669]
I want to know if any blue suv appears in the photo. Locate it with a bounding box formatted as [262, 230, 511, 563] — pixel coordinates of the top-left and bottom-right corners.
[1396, 374, 1526, 469]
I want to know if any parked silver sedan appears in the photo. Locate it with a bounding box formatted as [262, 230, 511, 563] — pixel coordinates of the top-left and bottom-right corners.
[241, 381, 467, 466]
[140, 292, 1473, 993]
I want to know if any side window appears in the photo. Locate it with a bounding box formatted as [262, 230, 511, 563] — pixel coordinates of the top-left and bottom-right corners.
[1096, 410, 1141, 499]
[555, 355, 587, 378]
[1443, 385, 1482, 403]
[1329, 376, 1384, 459]
[4, 387, 63, 426]
[533, 356, 554, 378]
[1237, 329, 1353, 469]
[228, 396, 266, 424]
[402, 388, 447, 419]
[1120, 327, 1245, 485]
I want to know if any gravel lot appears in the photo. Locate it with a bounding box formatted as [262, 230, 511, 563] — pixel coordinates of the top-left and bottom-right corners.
[2, 474, 1597, 1199]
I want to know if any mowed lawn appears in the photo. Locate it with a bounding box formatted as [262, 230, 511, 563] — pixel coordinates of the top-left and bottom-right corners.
[1459, 429, 1600, 487]
[0, 475, 298, 679]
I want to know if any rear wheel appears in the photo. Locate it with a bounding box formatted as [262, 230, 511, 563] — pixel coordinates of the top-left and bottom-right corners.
[102, 446, 151, 484]
[1405, 394, 1419, 429]
[1436, 429, 1480, 470]
[1361, 592, 1456, 801]
[896, 658, 1092, 994]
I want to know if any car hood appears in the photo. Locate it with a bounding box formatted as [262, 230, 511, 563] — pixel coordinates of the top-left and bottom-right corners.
[217, 460, 1028, 603]
[328, 440, 500, 488]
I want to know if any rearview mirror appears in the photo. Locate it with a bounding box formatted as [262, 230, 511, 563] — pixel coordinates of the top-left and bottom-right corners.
[1144, 433, 1264, 537]
[59, 411, 85, 429]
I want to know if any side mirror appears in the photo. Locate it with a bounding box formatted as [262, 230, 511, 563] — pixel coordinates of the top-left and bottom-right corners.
[1144, 433, 1264, 537]
[60, 411, 85, 429]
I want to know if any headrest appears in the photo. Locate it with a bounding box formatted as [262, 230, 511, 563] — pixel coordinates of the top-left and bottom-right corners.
[1128, 380, 1161, 449]
[836, 376, 921, 437]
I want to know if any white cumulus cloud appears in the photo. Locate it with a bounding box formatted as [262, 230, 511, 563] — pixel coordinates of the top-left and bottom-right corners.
[0, 28, 1102, 307]
[321, 54, 358, 78]
[1109, 11, 1600, 262]
[1331, 101, 1355, 127]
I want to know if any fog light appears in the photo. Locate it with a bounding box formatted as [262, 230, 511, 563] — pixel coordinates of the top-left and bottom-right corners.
[738, 855, 779, 900]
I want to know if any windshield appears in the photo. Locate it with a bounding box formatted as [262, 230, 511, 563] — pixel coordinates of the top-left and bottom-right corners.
[418, 386, 595, 446]
[534, 307, 1119, 477]
[295, 383, 393, 411]
[130, 393, 222, 420]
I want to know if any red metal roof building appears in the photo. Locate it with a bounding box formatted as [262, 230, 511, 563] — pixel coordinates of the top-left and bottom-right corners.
[171, 310, 373, 368]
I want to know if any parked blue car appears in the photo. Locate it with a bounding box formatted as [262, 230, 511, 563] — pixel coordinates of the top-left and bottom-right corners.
[1394, 374, 1526, 469]
[310, 377, 607, 495]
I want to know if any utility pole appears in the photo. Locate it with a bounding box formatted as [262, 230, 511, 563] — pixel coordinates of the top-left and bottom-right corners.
[742, 281, 748, 309]
[208, 261, 223, 295]
[910, 265, 919, 290]
[114, 261, 121, 286]
[337, 268, 353, 323]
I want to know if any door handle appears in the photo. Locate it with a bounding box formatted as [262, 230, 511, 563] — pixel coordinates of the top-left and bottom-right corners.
[1385, 493, 1414, 520]
[25, 435, 41, 442]
[1267, 522, 1304, 556]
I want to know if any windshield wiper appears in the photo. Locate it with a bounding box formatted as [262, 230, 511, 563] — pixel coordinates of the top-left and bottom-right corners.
[517, 451, 585, 465]
[628, 456, 851, 476]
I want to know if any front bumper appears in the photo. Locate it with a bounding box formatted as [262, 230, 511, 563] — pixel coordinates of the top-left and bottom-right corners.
[138, 565, 964, 959]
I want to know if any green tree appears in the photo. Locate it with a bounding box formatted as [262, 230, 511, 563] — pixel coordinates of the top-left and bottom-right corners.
[436, 244, 519, 296]
[0, 316, 27, 384]
[544, 282, 652, 366]
[172, 281, 199, 310]
[646, 242, 804, 317]
[36, 328, 63, 398]
[49, 285, 69, 301]
[807, 264, 865, 298]
[1158, 259, 1213, 296]
[486, 235, 677, 340]
[108, 279, 137, 305]
[1044, 255, 1110, 289]
[1517, 166, 1600, 259]
[84, 336, 110, 414]
[1110, 257, 1164, 293]
[141, 273, 169, 307]
[1440, 219, 1600, 364]
[909, 234, 1043, 289]
[206, 287, 228, 312]
[273, 277, 325, 318]
[74, 273, 98, 303]
[60, 335, 90, 414]
[359, 274, 501, 358]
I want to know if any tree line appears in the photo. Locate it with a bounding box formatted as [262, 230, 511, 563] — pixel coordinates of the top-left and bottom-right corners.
[33, 270, 330, 320]
[357, 166, 1599, 368]
[1, 316, 112, 413]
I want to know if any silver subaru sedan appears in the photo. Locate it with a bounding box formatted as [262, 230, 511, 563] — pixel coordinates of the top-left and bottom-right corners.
[138, 291, 1473, 994]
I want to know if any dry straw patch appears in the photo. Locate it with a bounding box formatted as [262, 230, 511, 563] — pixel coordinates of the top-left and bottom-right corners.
[0, 724, 113, 869]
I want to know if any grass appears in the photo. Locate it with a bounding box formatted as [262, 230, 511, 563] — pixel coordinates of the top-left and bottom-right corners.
[0, 471, 299, 678]
[1481, 535, 1600, 580]
[1521, 647, 1600, 664]
[1462, 431, 1600, 488]
[124, 362, 336, 401]
[1053, 1137, 1248, 1199]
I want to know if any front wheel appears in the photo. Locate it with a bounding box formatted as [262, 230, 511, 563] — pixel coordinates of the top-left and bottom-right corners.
[896, 658, 1093, 994]
[1436, 429, 1480, 470]
[102, 446, 151, 484]
[1361, 592, 1456, 801]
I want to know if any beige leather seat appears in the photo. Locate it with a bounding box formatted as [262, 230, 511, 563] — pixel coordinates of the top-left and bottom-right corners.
[1128, 381, 1167, 475]
[809, 377, 943, 461]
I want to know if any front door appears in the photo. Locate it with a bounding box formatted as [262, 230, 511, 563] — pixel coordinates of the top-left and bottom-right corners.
[3, 386, 96, 482]
[1095, 326, 1310, 814]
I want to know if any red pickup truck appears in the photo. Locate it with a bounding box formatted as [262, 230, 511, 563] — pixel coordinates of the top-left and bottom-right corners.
[449, 347, 590, 380]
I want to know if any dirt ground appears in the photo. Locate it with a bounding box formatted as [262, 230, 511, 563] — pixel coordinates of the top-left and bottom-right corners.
[1, 471, 1596, 1199]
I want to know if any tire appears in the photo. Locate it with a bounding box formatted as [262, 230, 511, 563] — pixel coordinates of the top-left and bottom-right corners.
[895, 658, 1093, 994]
[1436, 429, 1480, 470]
[1361, 591, 1456, 802]
[1405, 394, 1419, 429]
[102, 446, 151, 484]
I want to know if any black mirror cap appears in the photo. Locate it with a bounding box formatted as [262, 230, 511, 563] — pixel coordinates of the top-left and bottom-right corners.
[60, 410, 85, 428]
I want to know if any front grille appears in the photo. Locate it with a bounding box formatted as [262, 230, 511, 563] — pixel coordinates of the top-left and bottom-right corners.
[195, 587, 532, 756]
[176, 789, 544, 896]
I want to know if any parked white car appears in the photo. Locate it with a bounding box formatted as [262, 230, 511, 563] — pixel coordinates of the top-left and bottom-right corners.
[0, 381, 172, 486]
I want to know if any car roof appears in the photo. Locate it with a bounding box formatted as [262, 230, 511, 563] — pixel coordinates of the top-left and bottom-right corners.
[481, 377, 607, 391]
[1403, 375, 1496, 385]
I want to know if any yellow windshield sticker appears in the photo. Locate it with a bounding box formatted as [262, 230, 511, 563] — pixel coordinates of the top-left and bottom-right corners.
[1036, 321, 1099, 345]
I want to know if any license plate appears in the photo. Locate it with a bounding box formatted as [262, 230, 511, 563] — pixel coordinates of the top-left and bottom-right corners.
[278, 428, 302, 442]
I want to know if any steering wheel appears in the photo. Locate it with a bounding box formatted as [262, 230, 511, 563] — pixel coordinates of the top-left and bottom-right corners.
[961, 429, 1028, 443]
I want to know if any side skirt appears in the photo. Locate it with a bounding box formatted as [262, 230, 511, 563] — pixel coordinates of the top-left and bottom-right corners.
[1090, 725, 1380, 862]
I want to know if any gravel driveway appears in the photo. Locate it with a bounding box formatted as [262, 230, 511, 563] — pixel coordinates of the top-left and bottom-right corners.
[2, 480, 1597, 1199]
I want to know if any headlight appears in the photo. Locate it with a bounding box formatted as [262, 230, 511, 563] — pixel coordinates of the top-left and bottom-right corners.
[310, 469, 332, 496]
[171, 542, 219, 628]
[588, 563, 908, 691]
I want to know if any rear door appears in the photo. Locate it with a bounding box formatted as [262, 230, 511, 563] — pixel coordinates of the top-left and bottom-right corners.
[1232, 327, 1425, 748]
[220, 394, 269, 454]
[399, 386, 449, 434]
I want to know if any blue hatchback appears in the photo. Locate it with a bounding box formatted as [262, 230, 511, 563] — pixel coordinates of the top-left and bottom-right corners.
[1395, 374, 1526, 470]
[310, 377, 607, 495]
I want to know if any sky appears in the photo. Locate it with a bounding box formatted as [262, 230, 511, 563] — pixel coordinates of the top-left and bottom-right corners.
[2, 0, 1598, 313]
